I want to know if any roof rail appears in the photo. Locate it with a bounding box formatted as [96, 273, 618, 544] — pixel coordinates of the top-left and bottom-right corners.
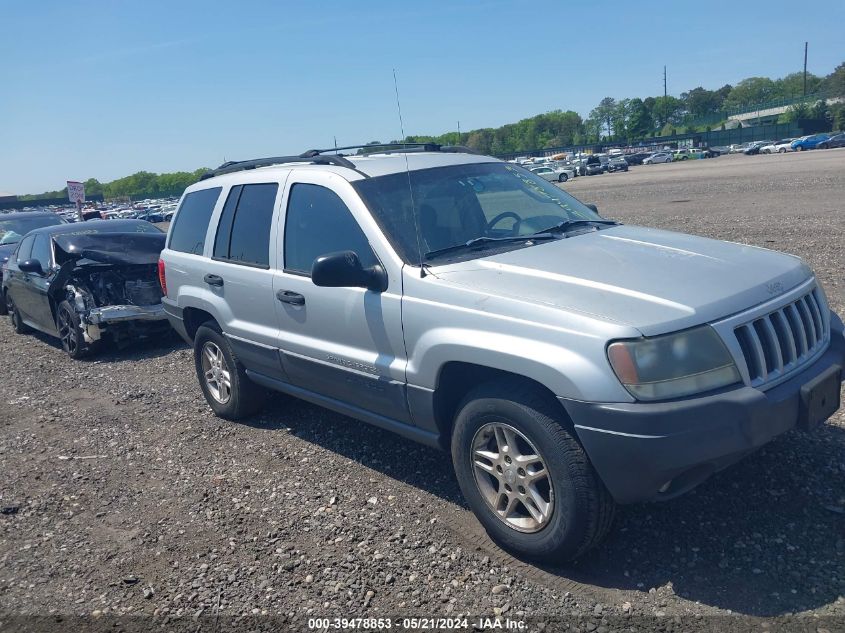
[199, 143, 482, 180]
[199, 152, 356, 181]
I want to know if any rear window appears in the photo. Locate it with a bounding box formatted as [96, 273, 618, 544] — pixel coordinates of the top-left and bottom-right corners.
[213, 183, 278, 268]
[168, 187, 221, 255]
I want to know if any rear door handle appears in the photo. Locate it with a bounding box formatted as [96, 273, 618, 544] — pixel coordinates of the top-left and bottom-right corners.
[204, 274, 224, 287]
[276, 290, 305, 305]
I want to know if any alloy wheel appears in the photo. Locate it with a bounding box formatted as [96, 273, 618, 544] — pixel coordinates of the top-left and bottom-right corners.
[201, 341, 232, 404]
[57, 307, 78, 355]
[471, 422, 554, 533]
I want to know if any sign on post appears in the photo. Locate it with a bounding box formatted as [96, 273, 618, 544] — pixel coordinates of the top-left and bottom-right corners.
[67, 181, 85, 221]
[67, 181, 85, 204]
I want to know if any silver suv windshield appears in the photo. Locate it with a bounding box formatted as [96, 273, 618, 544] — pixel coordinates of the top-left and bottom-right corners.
[353, 162, 604, 265]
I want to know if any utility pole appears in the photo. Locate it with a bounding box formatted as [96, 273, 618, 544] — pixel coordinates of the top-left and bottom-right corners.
[663, 65, 667, 98]
[457, 121, 460, 146]
[803, 42, 808, 97]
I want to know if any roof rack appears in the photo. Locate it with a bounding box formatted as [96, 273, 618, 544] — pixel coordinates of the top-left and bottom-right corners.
[303, 142, 480, 156]
[200, 152, 356, 180]
[199, 143, 481, 180]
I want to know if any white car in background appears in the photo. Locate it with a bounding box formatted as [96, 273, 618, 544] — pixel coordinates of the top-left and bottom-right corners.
[642, 152, 672, 164]
[529, 165, 576, 182]
[769, 138, 796, 154]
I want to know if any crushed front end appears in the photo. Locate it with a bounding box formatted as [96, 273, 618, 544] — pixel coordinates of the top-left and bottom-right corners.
[51, 232, 171, 346]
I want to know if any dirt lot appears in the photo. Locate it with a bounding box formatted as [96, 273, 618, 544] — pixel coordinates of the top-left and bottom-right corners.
[1, 150, 844, 632]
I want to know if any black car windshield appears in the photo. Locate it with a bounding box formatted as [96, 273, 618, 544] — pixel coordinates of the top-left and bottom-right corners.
[353, 162, 603, 264]
[0, 215, 64, 245]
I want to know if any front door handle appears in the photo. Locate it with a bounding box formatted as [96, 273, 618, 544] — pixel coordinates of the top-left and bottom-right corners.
[276, 290, 305, 305]
[204, 274, 224, 287]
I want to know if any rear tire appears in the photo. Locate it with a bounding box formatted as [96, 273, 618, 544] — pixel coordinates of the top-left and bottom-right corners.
[558, 173, 568, 182]
[193, 322, 267, 420]
[451, 380, 615, 563]
[7, 294, 30, 334]
[796, 145, 804, 151]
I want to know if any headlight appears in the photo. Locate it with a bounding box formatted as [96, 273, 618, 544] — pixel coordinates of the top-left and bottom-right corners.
[607, 326, 741, 401]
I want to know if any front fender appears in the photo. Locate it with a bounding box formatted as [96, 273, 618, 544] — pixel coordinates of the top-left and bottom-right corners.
[407, 327, 634, 403]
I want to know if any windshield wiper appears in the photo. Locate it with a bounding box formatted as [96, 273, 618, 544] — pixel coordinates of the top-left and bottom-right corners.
[424, 233, 557, 261]
[531, 219, 620, 236]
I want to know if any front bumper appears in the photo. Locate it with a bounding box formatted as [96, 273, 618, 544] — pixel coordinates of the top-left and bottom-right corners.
[563, 312, 845, 504]
[81, 304, 168, 342]
[85, 303, 167, 325]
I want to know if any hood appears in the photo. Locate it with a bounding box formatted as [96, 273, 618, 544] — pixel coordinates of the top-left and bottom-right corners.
[0, 242, 16, 264]
[431, 225, 812, 336]
[53, 232, 165, 266]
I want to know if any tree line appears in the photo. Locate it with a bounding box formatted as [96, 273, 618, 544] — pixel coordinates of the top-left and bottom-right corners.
[405, 63, 845, 154]
[19, 169, 210, 203]
[20, 63, 845, 201]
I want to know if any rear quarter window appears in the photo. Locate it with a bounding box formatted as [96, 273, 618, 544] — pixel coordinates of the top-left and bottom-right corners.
[168, 187, 222, 255]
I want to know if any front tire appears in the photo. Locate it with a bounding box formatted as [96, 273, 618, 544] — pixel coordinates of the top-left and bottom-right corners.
[796, 145, 804, 151]
[57, 300, 92, 359]
[193, 323, 266, 420]
[451, 380, 615, 562]
[558, 173, 568, 182]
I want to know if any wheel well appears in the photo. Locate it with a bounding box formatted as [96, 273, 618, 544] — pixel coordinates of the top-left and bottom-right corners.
[432, 362, 569, 449]
[183, 307, 217, 341]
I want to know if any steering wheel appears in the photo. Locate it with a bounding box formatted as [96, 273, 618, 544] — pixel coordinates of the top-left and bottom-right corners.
[486, 211, 522, 235]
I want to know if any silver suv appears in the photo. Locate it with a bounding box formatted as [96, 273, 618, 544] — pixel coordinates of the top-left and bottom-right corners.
[160, 144, 844, 562]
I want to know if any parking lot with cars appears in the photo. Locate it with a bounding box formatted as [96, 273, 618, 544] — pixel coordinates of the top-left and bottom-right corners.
[1, 148, 844, 629]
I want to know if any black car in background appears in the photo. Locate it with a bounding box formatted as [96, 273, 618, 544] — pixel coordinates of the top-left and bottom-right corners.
[817, 133, 845, 149]
[607, 156, 629, 172]
[2, 220, 170, 358]
[743, 141, 772, 156]
[623, 152, 650, 165]
[0, 212, 66, 313]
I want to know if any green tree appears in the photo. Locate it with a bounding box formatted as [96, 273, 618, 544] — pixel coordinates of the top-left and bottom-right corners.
[822, 62, 845, 97]
[774, 71, 822, 99]
[626, 98, 653, 139]
[83, 178, 103, 197]
[779, 102, 810, 123]
[651, 96, 684, 129]
[589, 97, 617, 138]
[723, 77, 777, 109]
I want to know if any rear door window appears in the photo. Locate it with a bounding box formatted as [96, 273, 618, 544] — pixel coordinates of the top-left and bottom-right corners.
[213, 183, 278, 268]
[168, 187, 222, 255]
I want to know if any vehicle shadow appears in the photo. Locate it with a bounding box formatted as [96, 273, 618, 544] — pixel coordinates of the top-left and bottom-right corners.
[23, 327, 186, 362]
[248, 394, 845, 617]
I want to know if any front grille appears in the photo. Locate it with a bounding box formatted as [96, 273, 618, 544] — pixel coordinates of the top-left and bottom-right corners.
[734, 288, 828, 388]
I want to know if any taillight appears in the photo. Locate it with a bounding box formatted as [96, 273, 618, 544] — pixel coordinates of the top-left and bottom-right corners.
[158, 259, 167, 297]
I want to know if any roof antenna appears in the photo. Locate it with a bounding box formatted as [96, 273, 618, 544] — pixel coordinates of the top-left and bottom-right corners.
[393, 68, 426, 278]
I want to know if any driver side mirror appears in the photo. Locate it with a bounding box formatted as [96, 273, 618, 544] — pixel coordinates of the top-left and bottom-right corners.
[312, 251, 387, 292]
[18, 259, 44, 275]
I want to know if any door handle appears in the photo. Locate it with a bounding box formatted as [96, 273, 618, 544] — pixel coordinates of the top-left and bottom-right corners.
[276, 290, 305, 305]
[204, 274, 224, 287]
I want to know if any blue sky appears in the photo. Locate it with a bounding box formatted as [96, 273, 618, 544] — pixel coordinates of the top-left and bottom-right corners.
[2, 0, 843, 194]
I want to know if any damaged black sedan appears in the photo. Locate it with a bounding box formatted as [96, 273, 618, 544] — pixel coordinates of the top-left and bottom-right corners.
[1, 220, 170, 359]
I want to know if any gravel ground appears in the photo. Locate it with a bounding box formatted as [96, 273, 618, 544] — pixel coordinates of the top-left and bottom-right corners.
[1, 150, 844, 632]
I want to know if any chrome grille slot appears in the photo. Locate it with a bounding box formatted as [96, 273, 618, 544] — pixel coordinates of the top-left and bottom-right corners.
[734, 288, 829, 388]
